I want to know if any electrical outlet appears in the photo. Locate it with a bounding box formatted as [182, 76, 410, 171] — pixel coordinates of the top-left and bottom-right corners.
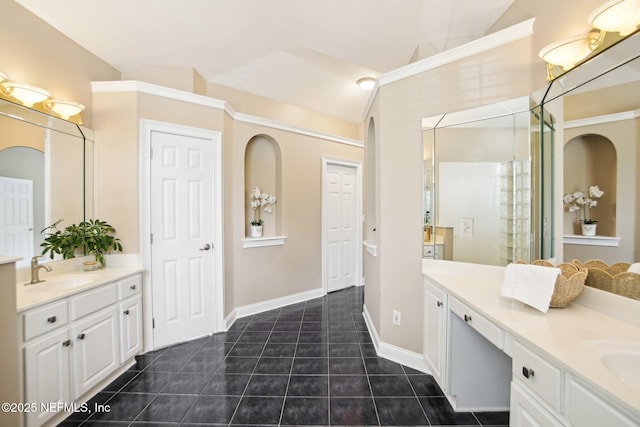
[460, 218, 474, 238]
[392, 310, 401, 326]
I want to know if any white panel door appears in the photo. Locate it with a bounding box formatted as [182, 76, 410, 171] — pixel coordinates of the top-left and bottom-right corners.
[326, 164, 357, 292]
[0, 176, 34, 268]
[151, 130, 215, 349]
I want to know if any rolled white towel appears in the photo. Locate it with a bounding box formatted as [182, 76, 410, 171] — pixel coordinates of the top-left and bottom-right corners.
[501, 263, 561, 313]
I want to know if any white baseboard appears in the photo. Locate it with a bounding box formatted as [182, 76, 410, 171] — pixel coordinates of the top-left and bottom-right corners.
[363, 304, 430, 374]
[225, 287, 325, 329]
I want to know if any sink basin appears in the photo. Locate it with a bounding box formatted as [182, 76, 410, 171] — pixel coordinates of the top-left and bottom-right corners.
[601, 353, 640, 389]
[581, 339, 640, 390]
[24, 274, 99, 292]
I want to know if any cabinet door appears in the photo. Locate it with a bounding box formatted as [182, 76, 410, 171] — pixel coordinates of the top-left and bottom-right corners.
[24, 328, 72, 427]
[566, 376, 638, 427]
[510, 381, 564, 427]
[424, 282, 447, 388]
[120, 296, 142, 363]
[71, 306, 120, 399]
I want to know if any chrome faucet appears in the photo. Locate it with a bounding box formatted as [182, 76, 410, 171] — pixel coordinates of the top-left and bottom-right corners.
[29, 256, 52, 285]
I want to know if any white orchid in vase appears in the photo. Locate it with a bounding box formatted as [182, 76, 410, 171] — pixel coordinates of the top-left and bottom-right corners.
[563, 185, 604, 225]
[250, 186, 277, 226]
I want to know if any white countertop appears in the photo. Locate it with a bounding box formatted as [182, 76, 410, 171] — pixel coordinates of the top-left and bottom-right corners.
[422, 259, 640, 421]
[17, 265, 143, 312]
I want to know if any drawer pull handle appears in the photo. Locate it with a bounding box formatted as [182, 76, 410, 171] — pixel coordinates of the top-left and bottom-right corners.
[522, 366, 535, 379]
[436, 301, 443, 307]
[62, 340, 72, 347]
[77, 333, 85, 340]
[123, 309, 130, 315]
[130, 284, 137, 290]
[47, 316, 57, 323]
[464, 314, 472, 322]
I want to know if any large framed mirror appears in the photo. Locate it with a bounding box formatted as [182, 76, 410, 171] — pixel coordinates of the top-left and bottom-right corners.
[423, 29, 639, 301]
[422, 97, 553, 266]
[536, 29, 640, 269]
[0, 98, 94, 268]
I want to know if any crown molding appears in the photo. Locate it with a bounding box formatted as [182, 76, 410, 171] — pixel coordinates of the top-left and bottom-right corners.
[378, 18, 535, 87]
[362, 18, 536, 120]
[564, 109, 640, 129]
[91, 80, 363, 148]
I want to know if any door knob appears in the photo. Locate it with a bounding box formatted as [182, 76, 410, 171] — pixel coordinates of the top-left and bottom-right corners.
[199, 243, 212, 251]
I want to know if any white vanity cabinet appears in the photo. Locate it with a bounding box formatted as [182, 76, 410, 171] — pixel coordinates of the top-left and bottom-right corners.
[21, 273, 142, 427]
[510, 340, 638, 427]
[423, 280, 447, 387]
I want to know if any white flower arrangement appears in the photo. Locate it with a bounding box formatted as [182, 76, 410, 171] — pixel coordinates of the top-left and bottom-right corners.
[563, 185, 604, 224]
[250, 186, 277, 226]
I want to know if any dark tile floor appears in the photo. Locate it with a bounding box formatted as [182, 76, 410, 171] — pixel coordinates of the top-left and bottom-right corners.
[59, 286, 509, 426]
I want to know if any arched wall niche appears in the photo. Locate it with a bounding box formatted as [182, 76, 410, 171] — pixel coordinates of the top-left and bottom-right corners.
[365, 117, 376, 241]
[563, 134, 617, 236]
[244, 134, 282, 237]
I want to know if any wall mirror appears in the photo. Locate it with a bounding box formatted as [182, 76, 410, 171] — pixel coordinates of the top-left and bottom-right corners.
[0, 98, 94, 268]
[534, 29, 640, 271]
[422, 97, 553, 266]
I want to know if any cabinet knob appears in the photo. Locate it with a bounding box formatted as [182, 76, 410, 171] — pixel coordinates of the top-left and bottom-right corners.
[62, 340, 72, 347]
[522, 366, 535, 379]
[464, 314, 472, 322]
[123, 309, 130, 315]
[77, 333, 85, 340]
[436, 301, 443, 307]
[47, 316, 57, 323]
[130, 284, 136, 290]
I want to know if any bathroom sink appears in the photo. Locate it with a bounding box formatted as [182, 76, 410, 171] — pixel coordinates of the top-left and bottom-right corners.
[581, 339, 640, 390]
[24, 274, 99, 292]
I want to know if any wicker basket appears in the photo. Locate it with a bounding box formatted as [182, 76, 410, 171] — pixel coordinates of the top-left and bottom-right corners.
[515, 260, 587, 308]
[573, 261, 640, 300]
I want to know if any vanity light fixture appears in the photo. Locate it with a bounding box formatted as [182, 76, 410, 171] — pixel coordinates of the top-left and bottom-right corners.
[44, 99, 85, 119]
[357, 77, 376, 90]
[539, 29, 606, 79]
[0, 81, 51, 107]
[0, 71, 8, 83]
[589, 0, 640, 36]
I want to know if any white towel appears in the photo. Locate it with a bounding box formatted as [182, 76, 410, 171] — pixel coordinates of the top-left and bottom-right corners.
[628, 263, 640, 274]
[501, 263, 561, 313]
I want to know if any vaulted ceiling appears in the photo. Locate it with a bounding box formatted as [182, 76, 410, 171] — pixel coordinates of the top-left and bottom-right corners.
[16, 0, 515, 122]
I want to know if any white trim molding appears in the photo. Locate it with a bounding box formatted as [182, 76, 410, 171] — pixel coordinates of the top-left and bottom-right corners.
[563, 235, 621, 247]
[225, 287, 325, 329]
[242, 236, 287, 248]
[362, 304, 430, 374]
[564, 109, 640, 129]
[91, 80, 363, 148]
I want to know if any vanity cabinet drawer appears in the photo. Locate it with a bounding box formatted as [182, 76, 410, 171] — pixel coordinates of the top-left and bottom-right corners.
[117, 274, 142, 300]
[69, 283, 118, 320]
[449, 296, 504, 349]
[23, 300, 69, 341]
[513, 341, 563, 412]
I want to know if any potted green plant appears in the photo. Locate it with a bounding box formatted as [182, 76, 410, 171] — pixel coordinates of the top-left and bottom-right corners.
[41, 219, 123, 268]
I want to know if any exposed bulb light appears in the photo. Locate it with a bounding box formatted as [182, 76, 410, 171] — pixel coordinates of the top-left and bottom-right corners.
[538, 34, 596, 71]
[357, 77, 376, 90]
[44, 99, 85, 119]
[589, 0, 640, 36]
[1, 81, 50, 107]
